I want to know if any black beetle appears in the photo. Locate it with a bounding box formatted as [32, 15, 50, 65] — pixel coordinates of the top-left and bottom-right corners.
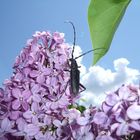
[66, 21, 103, 96]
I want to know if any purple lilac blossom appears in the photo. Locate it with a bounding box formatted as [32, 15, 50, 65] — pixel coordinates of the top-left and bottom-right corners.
[0, 31, 140, 140]
[0, 31, 84, 140]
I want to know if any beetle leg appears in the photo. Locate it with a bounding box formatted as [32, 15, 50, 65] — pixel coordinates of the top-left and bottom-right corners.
[79, 83, 86, 93]
[53, 80, 69, 102]
[78, 66, 81, 68]
[64, 69, 70, 72]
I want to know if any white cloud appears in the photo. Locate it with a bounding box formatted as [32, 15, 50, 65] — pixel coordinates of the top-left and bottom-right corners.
[81, 58, 139, 94]
[71, 46, 140, 107]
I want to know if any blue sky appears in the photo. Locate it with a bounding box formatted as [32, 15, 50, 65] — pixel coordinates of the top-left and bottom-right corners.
[0, 0, 140, 87]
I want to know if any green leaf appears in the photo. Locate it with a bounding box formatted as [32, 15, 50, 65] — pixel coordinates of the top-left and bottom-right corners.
[76, 105, 86, 113]
[88, 0, 131, 64]
[68, 104, 75, 109]
[68, 104, 86, 113]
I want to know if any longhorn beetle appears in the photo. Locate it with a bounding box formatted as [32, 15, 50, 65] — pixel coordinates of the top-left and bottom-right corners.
[66, 21, 104, 96]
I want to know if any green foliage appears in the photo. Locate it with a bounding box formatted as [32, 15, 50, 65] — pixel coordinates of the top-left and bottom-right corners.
[88, 0, 131, 64]
[76, 105, 86, 113]
[68, 104, 86, 113]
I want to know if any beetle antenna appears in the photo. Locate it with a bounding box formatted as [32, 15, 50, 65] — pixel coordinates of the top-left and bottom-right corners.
[75, 48, 106, 59]
[138, 76, 140, 89]
[65, 21, 76, 59]
[139, 79, 140, 90]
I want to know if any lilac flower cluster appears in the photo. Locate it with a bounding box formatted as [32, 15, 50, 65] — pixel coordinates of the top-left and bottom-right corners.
[99, 84, 140, 139]
[0, 31, 76, 140]
[0, 31, 140, 140]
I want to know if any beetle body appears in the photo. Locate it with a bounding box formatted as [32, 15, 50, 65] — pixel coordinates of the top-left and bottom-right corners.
[70, 58, 80, 95]
[66, 21, 103, 96]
